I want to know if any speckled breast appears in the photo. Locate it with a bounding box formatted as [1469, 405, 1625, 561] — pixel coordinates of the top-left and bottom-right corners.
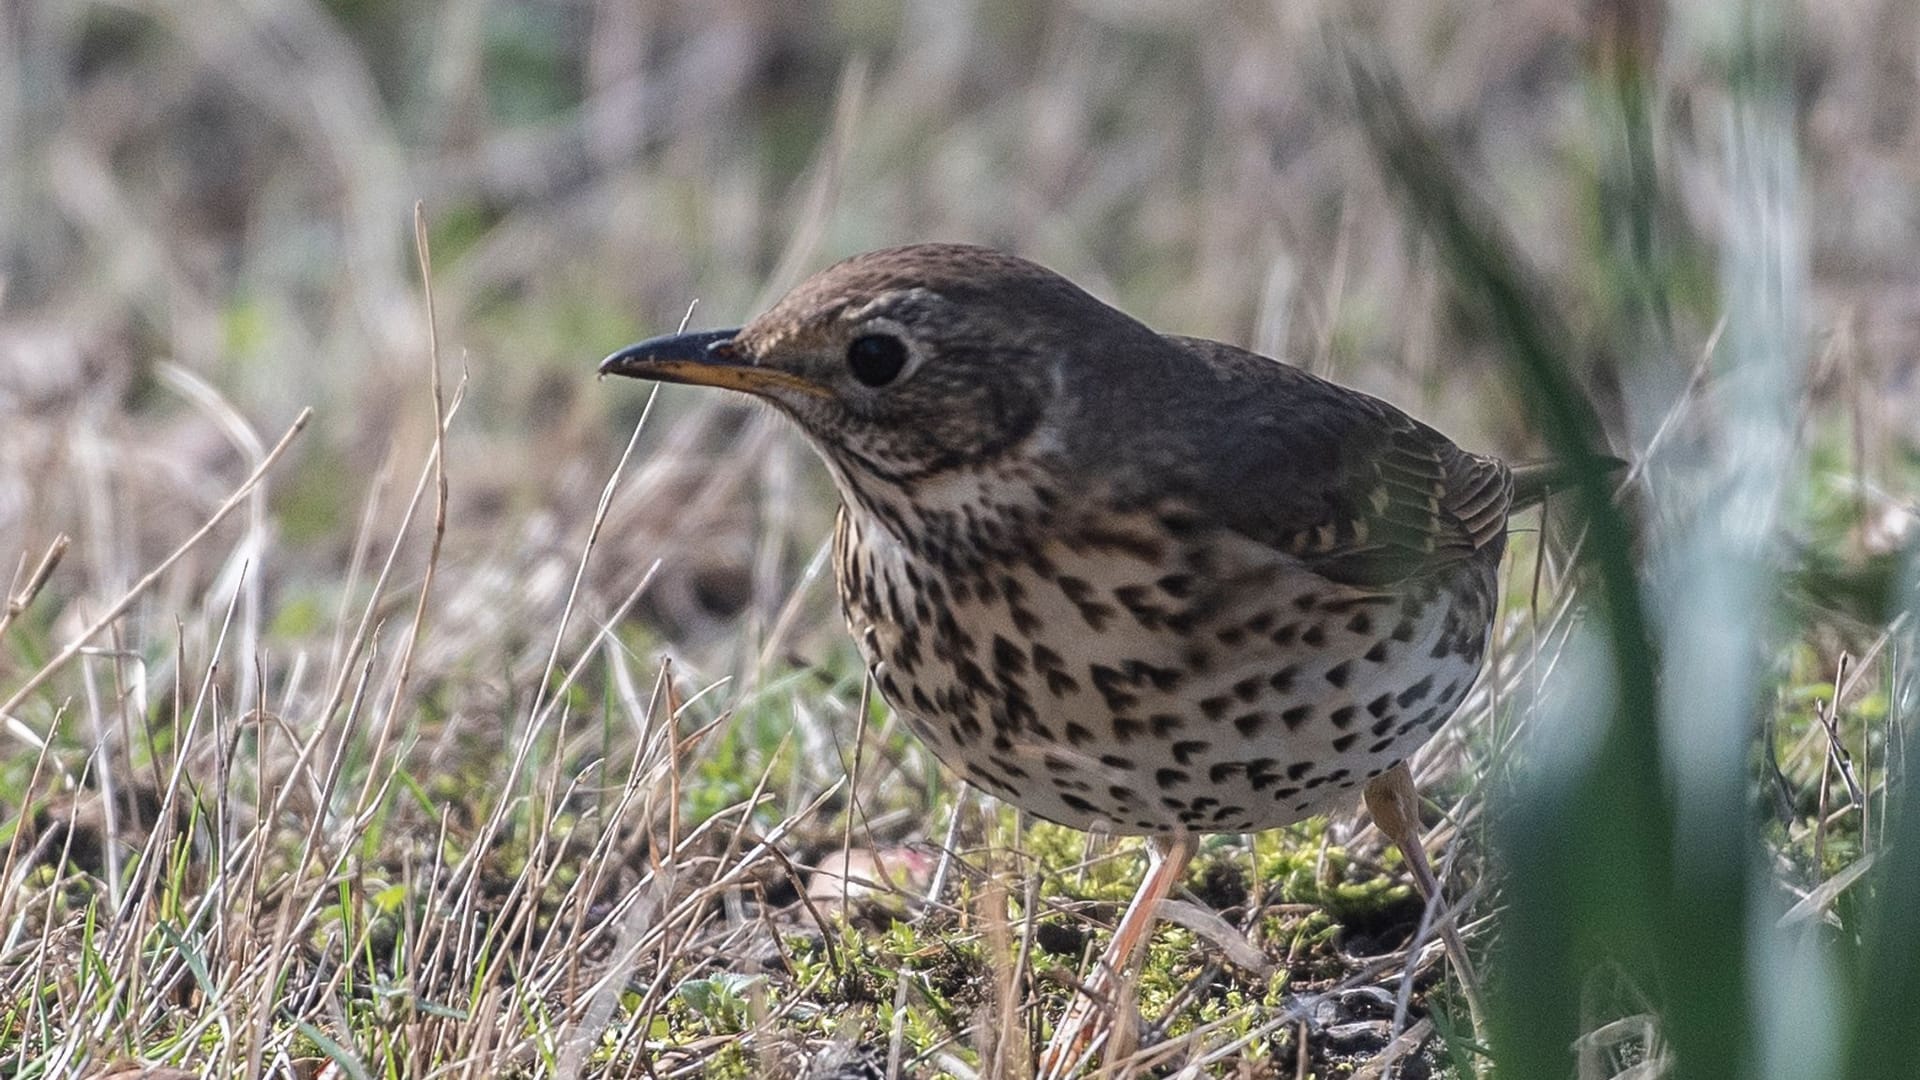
[833, 504, 1495, 836]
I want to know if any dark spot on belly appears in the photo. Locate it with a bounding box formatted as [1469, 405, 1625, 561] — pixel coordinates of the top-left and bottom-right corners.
[991, 635, 1028, 677]
[964, 761, 1007, 791]
[1397, 675, 1434, 707]
[1114, 584, 1166, 627]
[1208, 762, 1244, 783]
[896, 626, 924, 671]
[1130, 660, 1184, 692]
[1089, 665, 1141, 711]
[1031, 641, 1064, 671]
[955, 657, 991, 695]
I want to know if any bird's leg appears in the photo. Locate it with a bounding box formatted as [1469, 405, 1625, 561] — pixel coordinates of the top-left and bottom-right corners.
[1363, 761, 1487, 1033]
[1098, 833, 1196, 984]
[1039, 831, 1197, 1079]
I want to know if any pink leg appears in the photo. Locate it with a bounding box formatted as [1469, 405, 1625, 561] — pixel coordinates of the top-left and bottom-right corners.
[1363, 762, 1485, 1027]
[1040, 832, 1197, 1078]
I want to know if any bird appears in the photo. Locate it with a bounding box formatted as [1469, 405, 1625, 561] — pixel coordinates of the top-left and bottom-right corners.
[601, 243, 1576, 1071]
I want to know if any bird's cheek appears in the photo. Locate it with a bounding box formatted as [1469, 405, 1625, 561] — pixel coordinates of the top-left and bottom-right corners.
[765, 388, 842, 428]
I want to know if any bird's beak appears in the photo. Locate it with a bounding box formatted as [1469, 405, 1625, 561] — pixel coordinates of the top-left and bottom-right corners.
[598, 328, 827, 398]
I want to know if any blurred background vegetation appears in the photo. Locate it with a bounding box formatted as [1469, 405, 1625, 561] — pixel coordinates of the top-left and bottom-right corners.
[4, 0, 1915, 664]
[2, 0, 1918, 1077]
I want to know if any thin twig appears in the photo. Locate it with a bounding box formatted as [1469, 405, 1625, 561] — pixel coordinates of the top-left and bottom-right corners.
[0, 533, 71, 642]
[348, 201, 456, 815]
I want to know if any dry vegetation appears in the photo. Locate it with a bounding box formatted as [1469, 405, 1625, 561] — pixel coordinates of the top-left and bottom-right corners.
[2, 2, 1918, 1077]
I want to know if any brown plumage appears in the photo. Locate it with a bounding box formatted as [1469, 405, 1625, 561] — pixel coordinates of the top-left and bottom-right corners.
[600, 242, 1563, 1066]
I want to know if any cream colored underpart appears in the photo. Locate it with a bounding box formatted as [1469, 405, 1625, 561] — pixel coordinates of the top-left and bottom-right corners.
[840, 506, 1484, 836]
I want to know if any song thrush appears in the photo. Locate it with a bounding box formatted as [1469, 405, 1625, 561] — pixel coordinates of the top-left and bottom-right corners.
[602, 243, 1559, 1069]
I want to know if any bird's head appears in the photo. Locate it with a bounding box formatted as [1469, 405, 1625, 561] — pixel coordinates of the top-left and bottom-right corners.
[600, 244, 1146, 492]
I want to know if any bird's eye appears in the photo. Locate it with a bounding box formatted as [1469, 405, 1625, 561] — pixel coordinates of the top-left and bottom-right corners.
[846, 334, 909, 388]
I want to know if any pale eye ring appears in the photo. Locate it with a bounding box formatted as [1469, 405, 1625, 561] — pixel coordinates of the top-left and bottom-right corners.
[846, 333, 910, 387]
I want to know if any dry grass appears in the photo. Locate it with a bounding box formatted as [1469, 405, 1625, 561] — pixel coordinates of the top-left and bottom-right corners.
[2, 2, 1918, 1077]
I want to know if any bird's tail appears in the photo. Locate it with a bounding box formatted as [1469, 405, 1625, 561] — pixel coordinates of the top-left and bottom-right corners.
[1509, 455, 1630, 511]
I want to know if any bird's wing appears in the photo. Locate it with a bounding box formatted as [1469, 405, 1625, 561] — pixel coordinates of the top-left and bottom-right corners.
[1154, 335, 1513, 589]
